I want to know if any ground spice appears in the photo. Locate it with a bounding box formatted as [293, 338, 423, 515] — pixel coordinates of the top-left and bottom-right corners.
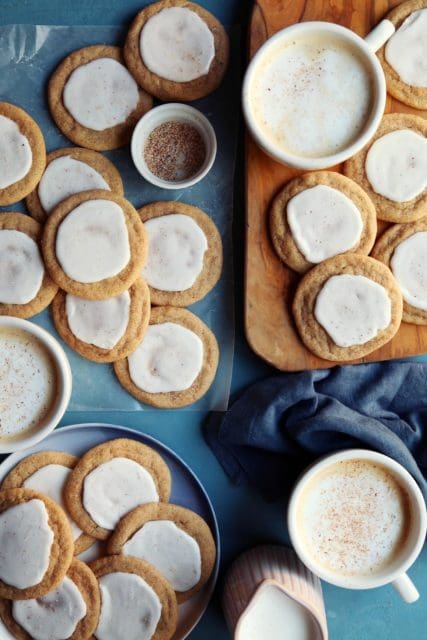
[144, 120, 206, 182]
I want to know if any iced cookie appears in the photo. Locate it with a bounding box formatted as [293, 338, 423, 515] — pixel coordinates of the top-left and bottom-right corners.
[0, 103, 46, 206]
[114, 306, 219, 408]
[139, 201, 222, 306]
[0, 488, 74, 600]
[124, 0, 229, 101]
[48, 45, 153, 151]
[372, 218, 427, 324]
[26, 147, 123, 223]
[344, 113, 427, 223]
[41, 190, 147, 300]
[108, 502, 216, 603]
[52, 278, 151, 363]
[90, 555, 177, 640]
[64, 439, 171, 540]
[292, 255, 403, 362]
[0, 213, 58, 319]
[270, 172, 377, 273]
[378, 0, 427, 109]
[1, 452, 95, 556]
[0, 559, 100, 640]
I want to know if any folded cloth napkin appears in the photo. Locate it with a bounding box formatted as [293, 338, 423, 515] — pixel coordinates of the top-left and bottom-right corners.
[204, 362, 427, 501]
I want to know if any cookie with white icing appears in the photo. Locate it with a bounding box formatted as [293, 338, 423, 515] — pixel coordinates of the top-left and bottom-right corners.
[26, 147, 124, 223]
[0, 213, 58, 319]
[52, 278, 151, 363]
[90, 555, 177, 640]
[0, 488, 74, 600]
[41, 190, 147, 300]
[344, 113, 427, 223]
[0, 559, 100, 640]
[114, 306, 219, 408]
[64, 438, 171, 540]
[270, 171, 377, 274]
[0, 103, 46, 206]
[48, 45, 153, 150]
[292, 255, 403, 362]
[108, 502, 216, 603]
[138, 201, 222, 306]
[124, 0, 229, 101]
[378, 0, 427, 109]
[1, 451, 95, 556]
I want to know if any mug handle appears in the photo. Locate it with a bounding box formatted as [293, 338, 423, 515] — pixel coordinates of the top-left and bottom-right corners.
[364, 19, 395, 52]
[392, 573, 420, 603]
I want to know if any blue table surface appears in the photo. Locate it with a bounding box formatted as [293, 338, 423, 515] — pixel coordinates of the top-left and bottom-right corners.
[1, 1, 426, 638]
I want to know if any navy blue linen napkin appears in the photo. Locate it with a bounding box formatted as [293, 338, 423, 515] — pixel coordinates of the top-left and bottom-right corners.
[204, 362, 427, 501]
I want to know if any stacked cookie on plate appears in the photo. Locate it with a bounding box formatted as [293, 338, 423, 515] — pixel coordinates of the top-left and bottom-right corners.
[0, 438, 217, 640]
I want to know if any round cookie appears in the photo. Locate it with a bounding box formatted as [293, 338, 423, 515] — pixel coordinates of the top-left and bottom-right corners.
[372, 218, 427, 324]
[114, 306, 219, 408]
[0, 559, 100, 640]
[0, 213, 58, 319]
[108, 502, 216, 603]
[124, 0, 229, 101]
[0, 103, 46, 206]
[64, 438, 171, 540]
[1, 451, 95, 556]
[377, 0, 427, 109]
[139, 201, 222, 306]
[270, 171, 377, 273]
[26, 147, 124, 223]
[52, 278, 151, 363]
[344, 113, 427, 223]
[0, 488, 74, 600]
[90, 555, 177, 640]
[292, 254, 403, 362]
[48, 45, 153, 151]
[41, 189, 147, 300]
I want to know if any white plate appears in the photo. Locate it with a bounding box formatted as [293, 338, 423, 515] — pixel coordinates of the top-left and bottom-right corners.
[0, 423, 220, 640]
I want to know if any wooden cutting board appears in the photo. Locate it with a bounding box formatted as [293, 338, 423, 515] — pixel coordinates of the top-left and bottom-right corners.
[245, 0, 427, 371]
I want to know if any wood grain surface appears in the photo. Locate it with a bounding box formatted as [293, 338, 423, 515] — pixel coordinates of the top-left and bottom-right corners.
[245, 0, 427, 370]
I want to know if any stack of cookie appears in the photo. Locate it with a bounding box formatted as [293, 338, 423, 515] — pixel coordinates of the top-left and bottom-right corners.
[270, 0, 427, 363]
[0, 0, 230, 408]
[0, 438, 217, 640]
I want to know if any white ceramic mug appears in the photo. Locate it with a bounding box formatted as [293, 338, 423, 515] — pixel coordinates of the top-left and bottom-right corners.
[287, 449, 427, 603]
[242, 20, 395, 170]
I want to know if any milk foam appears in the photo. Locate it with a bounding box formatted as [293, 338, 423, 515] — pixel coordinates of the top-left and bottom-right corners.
[250, 34, 374, 158]
[297, 460, 411, 576]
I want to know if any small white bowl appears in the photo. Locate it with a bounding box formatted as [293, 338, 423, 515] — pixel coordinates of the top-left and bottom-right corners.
[0, 316, 72, 453]
[131, 103, 217, 190]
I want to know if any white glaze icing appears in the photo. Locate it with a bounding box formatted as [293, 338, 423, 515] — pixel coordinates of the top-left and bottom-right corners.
[142, 214, 208, 291]
[314, 274, 391, 347]
[140, 7, 215, 83]
[63, 58, 139, 131]
[38, 156, 110, 214]
[12, 576, 86, 640]
[128, 322, 203, 393]
[365, 129, 427, 202]
[83, 457, 159, 530]
[55, 199, 130, 283]
[123, 520, 201, 592]
[385, 9, 427, 88]
[390, 231, 427, 310]
[0, 230, 44, 305]
[287, 185, 363, 263]
[0, 499, 54, 589]
[23, 464, 82, 541]
[65, 291, 130, 349]
[96, 572, 161, 640]
[77, 540, 106, 564]
[0, 115, 32, 189]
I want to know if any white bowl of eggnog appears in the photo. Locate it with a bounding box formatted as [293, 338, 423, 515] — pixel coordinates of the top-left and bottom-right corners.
[243, 20, 395, 169]
[0, 316, 72, 453]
